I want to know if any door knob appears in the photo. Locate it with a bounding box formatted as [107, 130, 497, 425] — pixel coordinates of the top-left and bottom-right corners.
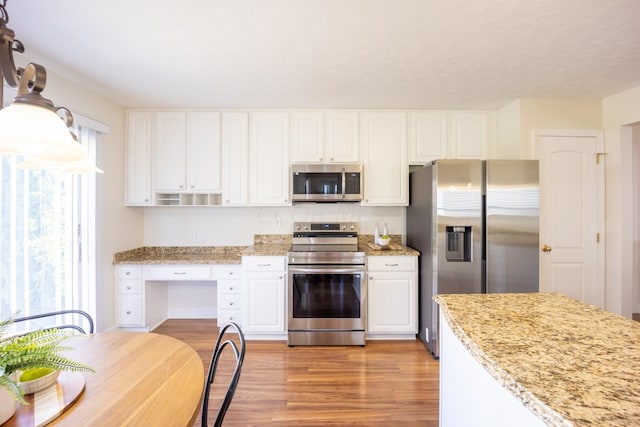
[541, 244, 552, 253]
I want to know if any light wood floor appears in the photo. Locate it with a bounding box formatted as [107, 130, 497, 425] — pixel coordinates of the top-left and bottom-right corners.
[153, 319, 440, 426]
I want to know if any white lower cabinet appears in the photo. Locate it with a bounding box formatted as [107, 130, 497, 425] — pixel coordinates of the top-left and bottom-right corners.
[116, 265, 145, 327]
[242, 256, 287, 335]
[366, 256, 418, 336]
[216, 266, 243, 326]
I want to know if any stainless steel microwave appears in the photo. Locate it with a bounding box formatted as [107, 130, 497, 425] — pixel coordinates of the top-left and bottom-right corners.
[291, 164, 363, 202]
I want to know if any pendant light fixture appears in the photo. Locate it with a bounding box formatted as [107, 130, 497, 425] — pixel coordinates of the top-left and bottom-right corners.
[0, 0, 102, 173]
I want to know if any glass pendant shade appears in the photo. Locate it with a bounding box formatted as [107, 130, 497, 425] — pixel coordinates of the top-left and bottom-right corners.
[0, 102, 86, 162]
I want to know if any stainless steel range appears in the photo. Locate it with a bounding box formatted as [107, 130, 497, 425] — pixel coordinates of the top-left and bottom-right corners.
[287, 222, 366, 346]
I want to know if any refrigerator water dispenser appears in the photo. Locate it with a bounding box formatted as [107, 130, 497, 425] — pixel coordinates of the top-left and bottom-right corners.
[445, 226, 472, 262]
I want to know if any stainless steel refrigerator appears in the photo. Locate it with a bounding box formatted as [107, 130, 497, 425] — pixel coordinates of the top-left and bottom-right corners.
[406, 159, 539, 357]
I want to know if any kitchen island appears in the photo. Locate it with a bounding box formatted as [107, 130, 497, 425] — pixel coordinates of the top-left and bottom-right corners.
[435, 293, 640, 426]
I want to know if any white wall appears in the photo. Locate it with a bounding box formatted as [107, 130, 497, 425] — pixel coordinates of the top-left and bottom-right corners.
[634, 126, 640, 314]
[603, 83, 640, 317]
[143, 205, 406, 246]
[15, 54, 136, 331]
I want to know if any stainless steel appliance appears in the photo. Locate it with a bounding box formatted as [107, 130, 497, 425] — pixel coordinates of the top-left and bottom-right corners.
[291, 164, 363, 202]
[287, 222, 366, 346]
[406, 159, 539, 357]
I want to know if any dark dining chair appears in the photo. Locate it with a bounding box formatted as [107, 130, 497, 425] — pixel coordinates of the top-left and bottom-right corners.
[13, 309, 94, 335]
[201, 322, 246, 427]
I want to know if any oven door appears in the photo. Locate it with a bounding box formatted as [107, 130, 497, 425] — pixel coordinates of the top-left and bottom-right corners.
[288, 265, 366, 332]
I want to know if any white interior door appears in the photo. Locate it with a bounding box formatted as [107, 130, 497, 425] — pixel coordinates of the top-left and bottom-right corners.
[534, 130, 605, 308]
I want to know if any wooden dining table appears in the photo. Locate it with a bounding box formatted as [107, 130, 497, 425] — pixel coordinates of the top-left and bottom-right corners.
[6, 331, 204, 426]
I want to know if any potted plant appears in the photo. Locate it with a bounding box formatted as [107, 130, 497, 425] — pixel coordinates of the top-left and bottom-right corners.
[0, 315, 94, 423]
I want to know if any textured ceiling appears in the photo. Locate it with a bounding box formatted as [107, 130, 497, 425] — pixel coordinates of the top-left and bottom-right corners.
[5, 0, 640, 109]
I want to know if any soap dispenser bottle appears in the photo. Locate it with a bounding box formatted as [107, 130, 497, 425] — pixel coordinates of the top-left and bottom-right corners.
[374, 224, 380, 245]
[383, 223, 388, 238]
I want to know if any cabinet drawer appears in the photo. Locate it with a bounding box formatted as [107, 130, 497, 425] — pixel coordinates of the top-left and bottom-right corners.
[118, 279, 143, 294]
[117, 296, 143, 326]
[146, 265, 212, 280]
[242, 256, 286, 272]
[367, 256, 417, 272]
[216, 266, 242, 279]
[218, 294, 241, 309]
[117, 265, 143, 279]
[217, 280, 241, 295]
[217, 309, 242, 326]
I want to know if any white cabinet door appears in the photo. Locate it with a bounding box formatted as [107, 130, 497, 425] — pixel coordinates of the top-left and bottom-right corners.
[125, 111, 154, 205]
[187, 111, 221, 192]
[155, 111, 221, 193]
[450, 111, 488, 159]
[290, 111, 324, 163]
[361, 112, 408, 205]
[155, 111, 187, 191]
[222, 112, 249, 205]
[367, 271, 417, 333]
[243, 272, 286, 333]
[249, 112, 290, 205]
[409, 111, 449, 164]
[117, 295, 144, 326]
[325, 111, 359, 163]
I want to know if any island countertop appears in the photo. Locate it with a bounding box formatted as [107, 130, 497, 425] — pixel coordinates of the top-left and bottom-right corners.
[434, 293, 640, 426]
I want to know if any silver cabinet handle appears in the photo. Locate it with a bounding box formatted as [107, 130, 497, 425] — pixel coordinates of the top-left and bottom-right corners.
[257, 263, 271, 267]
[173, 272, 187, 275]
[385, 263, 399, 267]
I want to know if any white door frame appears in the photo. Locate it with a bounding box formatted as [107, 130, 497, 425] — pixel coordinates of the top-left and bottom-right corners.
[532, 129, 605, 306]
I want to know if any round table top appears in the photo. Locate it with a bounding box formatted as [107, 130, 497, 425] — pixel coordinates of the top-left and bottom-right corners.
[6, 331, 204, 426]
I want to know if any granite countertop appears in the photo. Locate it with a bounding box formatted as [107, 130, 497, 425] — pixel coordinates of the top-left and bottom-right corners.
[434, 293, 640, 426]
[358, 235, 419, 256]
[113, 234, 419, 264]
[113, 246, 246, 264]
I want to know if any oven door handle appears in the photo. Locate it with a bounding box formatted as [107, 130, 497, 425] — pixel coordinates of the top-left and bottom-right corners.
[288, 266, 365, 275]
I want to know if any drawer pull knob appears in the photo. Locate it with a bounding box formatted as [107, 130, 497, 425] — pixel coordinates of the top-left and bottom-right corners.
[229, 286, 234, 291]
[229, 302, 234, 306]
[126, 286, 132, 290]
[126, 311, 132, 315]
[125, 272, 131, 276]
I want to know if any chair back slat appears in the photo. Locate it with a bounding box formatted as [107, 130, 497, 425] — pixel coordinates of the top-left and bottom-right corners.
[13, 309, 94, 335]
[201, 322, 246, 427]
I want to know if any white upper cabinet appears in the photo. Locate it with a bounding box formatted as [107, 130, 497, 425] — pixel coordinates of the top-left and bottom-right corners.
[291, 111, 359, 163]
[409, 111, 448, 164]
[290, 111, 324, 163]
[221, 112, 249, 206]
[154, 111, 221, 192]
[325, 111, 359, 163]
[361, 112, 408, 206]
[450, 111, 488, 159]
[409, 110, 489, 163]
[125, 111, 154, 206]
[187, 112, 221, 191]
[249, 112, 290, 205]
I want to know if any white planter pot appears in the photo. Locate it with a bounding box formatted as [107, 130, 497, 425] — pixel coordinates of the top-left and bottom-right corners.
[0, 387, 16, 424]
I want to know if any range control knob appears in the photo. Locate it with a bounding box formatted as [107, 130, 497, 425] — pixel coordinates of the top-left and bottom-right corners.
[341, 225, 347, 231]
[349, 224, 355, 231]
[303, 224, 309, 230]
[295, 224, 301, 231]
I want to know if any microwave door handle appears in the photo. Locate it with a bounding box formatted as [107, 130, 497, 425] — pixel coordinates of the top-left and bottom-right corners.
[341, 168, 346, 199]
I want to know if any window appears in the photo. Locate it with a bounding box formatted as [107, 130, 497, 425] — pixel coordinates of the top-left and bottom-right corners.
[0, 125, 98, 327]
